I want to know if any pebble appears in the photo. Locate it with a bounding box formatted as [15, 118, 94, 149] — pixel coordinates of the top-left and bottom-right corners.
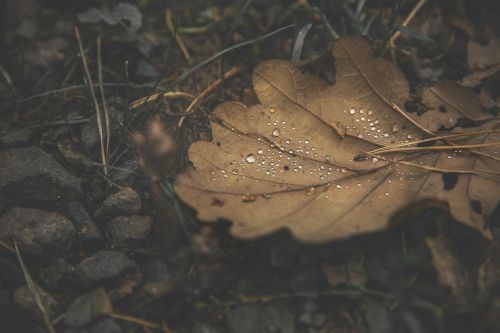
[106, 215, 152, 247]
[0, 147, 83, 207]
[65, 201, 104, 249]
[0, 257, 24, 288]
[110, 158, 139, 187]
[64, 288, 112, 327]
[14, 285, 57, 319]
[95, 187, 141, 220]
[225, 303, 295, 333]
[0, 207, 76, 256]
[69, 250, 136, 287]
[80, 107, 122, 151]
[0, 128, 32, 148]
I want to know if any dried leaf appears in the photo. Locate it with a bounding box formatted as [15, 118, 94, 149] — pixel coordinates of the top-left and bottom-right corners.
[467, 38, 500, 71]
[419, 80, 492, 131]
[175, 36, 500, 242]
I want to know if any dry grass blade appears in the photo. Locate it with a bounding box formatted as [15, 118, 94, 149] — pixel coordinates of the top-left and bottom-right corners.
[0, 239, 15, 253]
[165, 9, 191, 61]
[130, 91, 194, 109]
[178, 65, 243, 128]
[388, 0, 428, 48]
[108, 312, 174, 333]
[74, 27, 108, 175]
[14, 241, 56, 333]
[97, 37, 111, 170]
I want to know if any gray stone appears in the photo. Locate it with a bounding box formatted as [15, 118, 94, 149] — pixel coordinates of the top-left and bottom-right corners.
[0, 147, 83, 207]
[70, 250, 136, 286]
[80, 107, 122, 151]
[95, 187, 141, 219]
[0, 207, 76, 256]
[226, 303, 295, 333]
[110, 158, 139, 187]
[66, 201, 104, 248]
[64, 288, 112, 327]
[39, 258, 74, 289]
[106, 215, 152, 246]
[0, 257, 23, 288]
[14, 285, 57, 319]
[0, 128, 32, 147]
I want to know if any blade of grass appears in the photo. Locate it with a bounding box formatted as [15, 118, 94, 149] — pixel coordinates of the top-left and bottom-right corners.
[74, 27, 108, 175]
[14, 240, 56, 333]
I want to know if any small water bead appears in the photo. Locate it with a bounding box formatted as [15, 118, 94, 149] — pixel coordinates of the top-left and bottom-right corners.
[372, 157, 379, 163]
[272, 128, 280, 137]
[341, 168, 347, 173]
[368, 110, 373, 115]
[336, 184, 342, 189]
[392, 124, 400, 132]
[384, 192, 390, 196]
[257, 149, 264, 155]
[305, 187, 316, 195]
[359, 109, 365, 114]
[245, 154, 256, 163]
[269, 106, 277, 114]
[349, 108, 356, 115]
[383, 133, 389, 138]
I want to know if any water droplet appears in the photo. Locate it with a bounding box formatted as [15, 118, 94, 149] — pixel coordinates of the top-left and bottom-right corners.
[392, 124, 400, 132]
[245, 154, 256, 163]
[272, 128, 280, 137]
[349, 108, 356, 115]
[341, 168, 347, 173]
[372, 157, 379, 163]
[383, 133, 389, 137]
[269, 106, 276, 114]
[384, 192, 389, 196]
[407, 134, 413, 139]
[368, 110, 373, 115]
[242, 194, 257, 202]
[305, 187, 316, 196]
[257, 149, 264, 155]
[336, 184, 342, 189]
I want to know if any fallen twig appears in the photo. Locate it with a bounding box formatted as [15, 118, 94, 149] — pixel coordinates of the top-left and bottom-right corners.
[177, 65, 243, 128]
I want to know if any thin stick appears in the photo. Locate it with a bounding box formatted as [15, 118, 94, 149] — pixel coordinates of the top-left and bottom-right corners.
[14, 241, 56, 333]
[389, 0, 428, 46]
[165, 9, 191, 61]
[74, 27, 108, 175]
[108, 312, 174, 333]
[130, 91, 194, 109]
[373, 141, 500, 154]
[370, 128, 500, 154]
[97, 37, 111, 171]
[177, 65, 243, 128]
[0, 239, 15, 253]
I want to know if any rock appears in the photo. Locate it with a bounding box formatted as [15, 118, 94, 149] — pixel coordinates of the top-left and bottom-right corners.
[193, 322, 223, 333]
[80, 107, 122, 151]
[66, 201, 104, 249]
[225, 303, 295, 333]
[0, 128, 32, 148]
[14, 285, 57, 319]
[64, 288, 113, 327]
[86, 318, 122, 333]
[70, 250, 136, 287]
[0, 257, 24, 288]
[57, 139, 93, 172]
[39, 258, 74, 289]
[106, 215, 152, 247]
[142, 258, 170, 283]
[0, 147, 83, 207]
[95, 187, 141, 219]
[135, 59, 162, 82]
[110, 158, 139, 187]
[0, 207, 76, 256]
